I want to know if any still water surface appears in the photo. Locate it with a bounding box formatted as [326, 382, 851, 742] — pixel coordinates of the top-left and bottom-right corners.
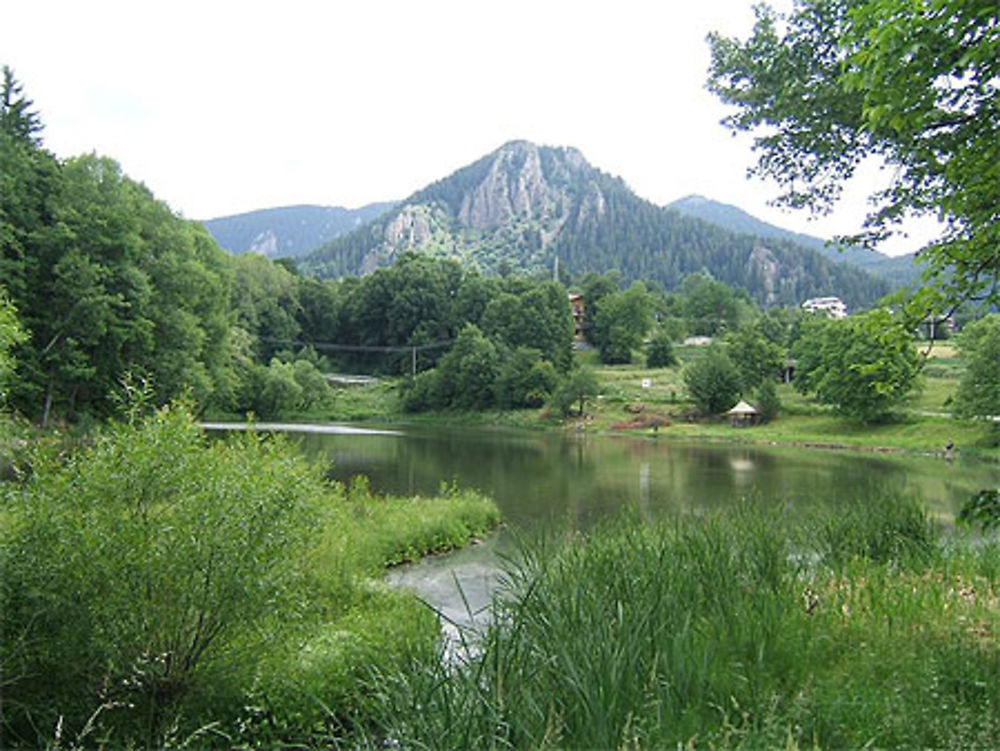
[281, 423, 997, 526]
[262, 422, 999, 635]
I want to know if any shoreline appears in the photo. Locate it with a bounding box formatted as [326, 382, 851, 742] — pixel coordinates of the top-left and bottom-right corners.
[201, 410, 998, 463]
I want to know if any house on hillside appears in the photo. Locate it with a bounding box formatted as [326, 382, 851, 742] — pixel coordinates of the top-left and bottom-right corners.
[802, 296, 848, 319]
[568, 293, 585, 339]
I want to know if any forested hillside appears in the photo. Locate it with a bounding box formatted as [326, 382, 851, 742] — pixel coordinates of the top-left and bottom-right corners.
[203, 202, 395, 258]
[301, 141, 890, 309]
[668, 195, 922, 288]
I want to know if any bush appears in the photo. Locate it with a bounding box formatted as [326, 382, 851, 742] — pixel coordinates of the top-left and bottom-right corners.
[433, 324, 500, 410]
[0, 404, 325, 747]
[755, 378, 781, 421]
[551, 366, 600, 417]
[495, 347, 559, 409]
[401, 369, 443, 412]
[682, 346, 741, 414]
[645, 332, 677, 368]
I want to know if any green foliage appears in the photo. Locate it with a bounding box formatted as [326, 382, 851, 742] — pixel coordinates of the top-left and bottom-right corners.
[236, 356, 332, 418]
[229, 252, 301, 361]
[645, 331, 677, 368]
[0, 289, 26, 396]
[366, 503, 1000, 749]
[435, 324, 501, 410]
[0, 404, 324, 746]
[724, 322, 784, 391]
[495, 347, 559, 409]
[2, 142, 235, 422]
[707, 0, 1000, 307]
[481, 280, 574, 372]
[952, 314, 1000, 421]
[755, 378, 781, 422]
[792, 309, 922, 422]
[400, 368, 443, 413]
[551, 366, 600, 417]
[683, 346, 741, 415]
[0, 66, 42, 144]
[679, 272, 747, 336]
[592, 282, 654, 364]
[0, 406, 502, 748]
[958, 489, 1000, 533]
[401, 325, 501, 412]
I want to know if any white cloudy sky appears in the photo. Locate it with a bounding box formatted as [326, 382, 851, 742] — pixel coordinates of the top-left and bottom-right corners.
[7, 0, 937, 255]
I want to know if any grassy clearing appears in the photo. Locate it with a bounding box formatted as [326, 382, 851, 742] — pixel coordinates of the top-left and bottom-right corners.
[575, 343, 999, 457]
[365, 499, 1000, 749]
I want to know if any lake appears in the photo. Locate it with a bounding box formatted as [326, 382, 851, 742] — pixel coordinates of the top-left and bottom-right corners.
[209, 422, 1000, 636]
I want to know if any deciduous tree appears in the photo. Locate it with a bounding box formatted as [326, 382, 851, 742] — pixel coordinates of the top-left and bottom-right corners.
[792, 309, 921, 422]
[952, 314, 1000, 422]
[708, 0, 1000, 307]
[683, 346, 741, 415]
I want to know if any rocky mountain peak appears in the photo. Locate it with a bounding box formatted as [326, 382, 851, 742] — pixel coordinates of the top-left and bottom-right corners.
[458, 141, 568, 230]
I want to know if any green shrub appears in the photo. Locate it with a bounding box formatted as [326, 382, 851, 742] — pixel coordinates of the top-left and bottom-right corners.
[495, 347, 559, 408]
[0, 404, 325, 747]
[755, 378, 781, 421]
[682, 346, 741, 414]
[645, 331, 677, 368]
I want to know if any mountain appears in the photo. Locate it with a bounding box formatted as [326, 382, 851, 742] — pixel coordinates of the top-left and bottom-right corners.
[668, 194, 922, 288]
[300, 141, 891, 309]
[201, 202, 396, 259]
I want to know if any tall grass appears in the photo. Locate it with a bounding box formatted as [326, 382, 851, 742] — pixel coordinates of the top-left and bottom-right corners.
[365, 497, 1000, 749]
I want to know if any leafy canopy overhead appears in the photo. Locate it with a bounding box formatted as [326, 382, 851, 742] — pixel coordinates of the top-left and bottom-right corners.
[708, 0, 999, 307]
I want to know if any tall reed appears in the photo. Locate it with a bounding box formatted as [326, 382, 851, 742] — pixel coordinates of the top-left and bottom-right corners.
[364, 497, 1000, 749]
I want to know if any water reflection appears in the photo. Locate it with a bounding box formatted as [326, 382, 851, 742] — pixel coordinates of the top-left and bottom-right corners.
[286, 425, 1000, 531]
[228, 423, 1000, 645]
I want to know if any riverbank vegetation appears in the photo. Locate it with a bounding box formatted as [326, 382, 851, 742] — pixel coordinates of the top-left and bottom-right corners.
[0, 404, 499, 748]
[365, 499, 1000, 748]
[275, 333, 999, 458]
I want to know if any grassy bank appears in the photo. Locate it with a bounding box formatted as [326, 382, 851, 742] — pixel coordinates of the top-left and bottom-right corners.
[364, 499, 1000, 749]
[0, 406, 499, 749]
[267, 343, 999, 458]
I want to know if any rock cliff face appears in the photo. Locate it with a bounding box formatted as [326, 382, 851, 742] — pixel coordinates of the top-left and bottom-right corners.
[248, 230, 279, 256]
[385, 205, 434, 247]
[748, 245, 780, 304]
[315, 140, 614, 276]
[458, 142, 561, 230]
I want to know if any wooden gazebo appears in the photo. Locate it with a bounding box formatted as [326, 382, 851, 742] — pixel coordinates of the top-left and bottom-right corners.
[726, 400, 760, 427]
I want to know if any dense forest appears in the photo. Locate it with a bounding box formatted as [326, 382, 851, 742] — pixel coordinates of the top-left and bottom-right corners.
[668, 194, 923, 287]
[301, 141, 890, 309]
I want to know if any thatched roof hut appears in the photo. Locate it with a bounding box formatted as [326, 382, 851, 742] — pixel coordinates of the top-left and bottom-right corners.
[726, 400, 760, 427]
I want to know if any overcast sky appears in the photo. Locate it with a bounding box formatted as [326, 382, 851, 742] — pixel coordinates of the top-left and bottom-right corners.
[7, 0, 937, 256]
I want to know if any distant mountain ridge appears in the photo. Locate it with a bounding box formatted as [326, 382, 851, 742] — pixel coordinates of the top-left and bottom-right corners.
[298, 140, 890, 309]
[668, 195, 922, 287]
[201, 202, 395, 258]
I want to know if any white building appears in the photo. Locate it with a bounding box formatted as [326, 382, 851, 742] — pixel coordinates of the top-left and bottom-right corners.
[802, 296, 847, 319]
